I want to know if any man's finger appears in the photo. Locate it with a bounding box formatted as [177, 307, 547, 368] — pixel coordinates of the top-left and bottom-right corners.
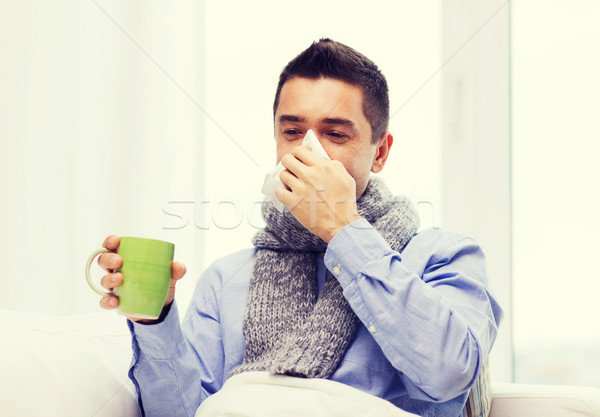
[280, 153, 308, 181]
[101, 272, 123, 290]
[172, 261, 187, 280]
[279, 169, 302, 192]
[99, 295, 119, 310]
[275, 187, 304, 211]
[291, 145, 321, 166]
[98, 253, 123, 272]
[102, 234, 120, 250]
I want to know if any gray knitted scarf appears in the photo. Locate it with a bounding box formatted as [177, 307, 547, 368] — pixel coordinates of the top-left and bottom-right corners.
[230, 177, 419, 379]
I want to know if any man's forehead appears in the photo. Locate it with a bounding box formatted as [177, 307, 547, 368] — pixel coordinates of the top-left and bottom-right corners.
[276, 78, 366, 125]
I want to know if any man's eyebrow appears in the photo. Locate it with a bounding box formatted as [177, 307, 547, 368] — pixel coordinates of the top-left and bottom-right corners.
[278, 114, 306, 123]
[322, 117, 356, 127]
[278, 115, 357, 129]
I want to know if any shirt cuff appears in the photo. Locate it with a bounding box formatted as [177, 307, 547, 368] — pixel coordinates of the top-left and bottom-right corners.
[127, 300, 183, 360]
[324, 218, 394, 288]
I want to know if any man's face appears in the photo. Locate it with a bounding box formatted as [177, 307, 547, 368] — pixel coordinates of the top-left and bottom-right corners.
[274, 77, 390, 198]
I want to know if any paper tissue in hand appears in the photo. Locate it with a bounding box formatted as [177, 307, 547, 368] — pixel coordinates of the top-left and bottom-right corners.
[261, 129, 330, 212]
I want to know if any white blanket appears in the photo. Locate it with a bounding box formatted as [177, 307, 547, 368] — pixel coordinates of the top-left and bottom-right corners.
[195, 372, 418, 417]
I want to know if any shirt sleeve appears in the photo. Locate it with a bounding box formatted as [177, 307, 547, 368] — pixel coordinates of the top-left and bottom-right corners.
[324, 218, 503, 403]
[127, 266, 226, 417]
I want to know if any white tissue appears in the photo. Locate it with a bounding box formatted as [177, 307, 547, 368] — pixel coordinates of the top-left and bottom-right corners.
[261, 130, 330, 212]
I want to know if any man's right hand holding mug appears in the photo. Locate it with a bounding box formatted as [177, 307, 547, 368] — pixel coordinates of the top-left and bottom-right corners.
[97, 234, 187, 323]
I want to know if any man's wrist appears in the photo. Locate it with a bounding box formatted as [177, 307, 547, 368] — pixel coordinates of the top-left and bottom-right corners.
[325, 213, 363, 243]
[129, 301, 173, 325]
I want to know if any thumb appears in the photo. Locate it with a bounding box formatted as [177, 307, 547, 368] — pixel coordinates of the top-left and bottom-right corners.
[172, 261, 186, 280]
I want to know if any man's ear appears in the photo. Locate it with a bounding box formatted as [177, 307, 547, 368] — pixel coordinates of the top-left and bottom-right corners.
[371, 132, 393, 173]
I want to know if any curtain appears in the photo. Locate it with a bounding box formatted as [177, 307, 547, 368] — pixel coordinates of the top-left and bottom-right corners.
[0, 1, 205, 314]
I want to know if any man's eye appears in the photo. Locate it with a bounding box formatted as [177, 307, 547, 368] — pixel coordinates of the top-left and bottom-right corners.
[283, 129, 303, 138]
[328, 132, 348, 141]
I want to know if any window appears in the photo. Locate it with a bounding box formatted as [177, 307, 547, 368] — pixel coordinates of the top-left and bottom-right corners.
[512, 0, 600, 387]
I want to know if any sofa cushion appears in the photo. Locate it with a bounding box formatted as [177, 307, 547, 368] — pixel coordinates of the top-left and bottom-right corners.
[490, 383, 600, 417]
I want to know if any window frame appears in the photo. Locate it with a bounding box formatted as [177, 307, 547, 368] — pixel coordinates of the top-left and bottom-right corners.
[441, 1, 513, 382]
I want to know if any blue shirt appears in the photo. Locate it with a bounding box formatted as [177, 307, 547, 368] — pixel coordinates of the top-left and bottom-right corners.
[128, 219, 503, 417]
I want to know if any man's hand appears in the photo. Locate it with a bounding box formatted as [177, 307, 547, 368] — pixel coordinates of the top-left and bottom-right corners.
[276, 146, 361, 243]
[97, 234, 187, 323]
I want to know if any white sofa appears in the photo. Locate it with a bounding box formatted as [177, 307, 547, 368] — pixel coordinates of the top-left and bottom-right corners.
[1, 309, 599, 417]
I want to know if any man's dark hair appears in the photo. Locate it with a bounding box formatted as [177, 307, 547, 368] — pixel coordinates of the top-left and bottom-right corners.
[273, 38, 390, 144]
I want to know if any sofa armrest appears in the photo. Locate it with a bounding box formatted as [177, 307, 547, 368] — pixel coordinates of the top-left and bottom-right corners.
[490, 382, 600, 417]
[0, 309, 140, 417]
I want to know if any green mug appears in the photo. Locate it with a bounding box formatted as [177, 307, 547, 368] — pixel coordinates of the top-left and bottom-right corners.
[85, 237, 175, 320]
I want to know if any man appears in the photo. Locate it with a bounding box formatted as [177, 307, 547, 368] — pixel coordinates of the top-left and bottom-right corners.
[97, 39, 503, 417]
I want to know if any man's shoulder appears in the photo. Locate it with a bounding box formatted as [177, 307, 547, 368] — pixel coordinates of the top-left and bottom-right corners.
[210, 247, 257, 267]
[407, 227, 481, 257]
[398, 227, 486, 278]
[193, 247, 257, 299]
[205, 247, 258, 279]
[413, 226, 474, 243]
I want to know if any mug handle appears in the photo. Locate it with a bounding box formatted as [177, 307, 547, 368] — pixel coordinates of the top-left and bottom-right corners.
[85, 248, 112, 296]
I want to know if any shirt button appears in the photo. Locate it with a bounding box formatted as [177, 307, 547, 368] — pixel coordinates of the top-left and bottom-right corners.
[368, 324, 376, 333]
[333, 265, 341, 275]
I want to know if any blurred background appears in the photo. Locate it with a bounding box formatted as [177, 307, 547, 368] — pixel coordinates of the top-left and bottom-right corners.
[0, 0, 598, 387]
